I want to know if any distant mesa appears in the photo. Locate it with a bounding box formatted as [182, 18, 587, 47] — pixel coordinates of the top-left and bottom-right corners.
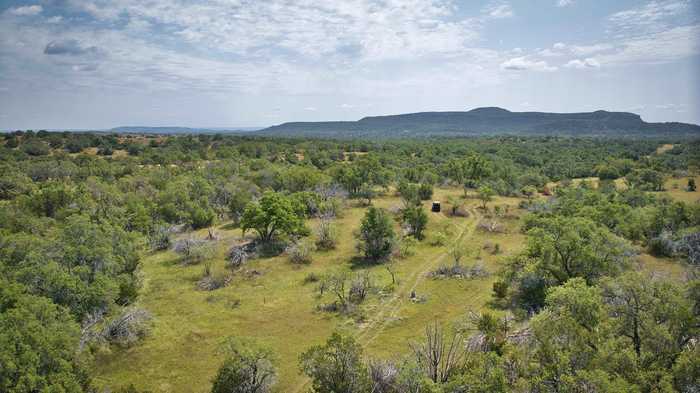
[255, 107, 699, 138]
[108, 107, 700, 138]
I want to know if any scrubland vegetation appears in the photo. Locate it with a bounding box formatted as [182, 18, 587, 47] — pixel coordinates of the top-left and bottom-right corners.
[1, 130, 699, 392]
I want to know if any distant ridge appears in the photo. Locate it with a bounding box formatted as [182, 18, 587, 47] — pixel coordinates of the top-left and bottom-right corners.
[256, 107, 700, 138]
[109, 126, 261, 134]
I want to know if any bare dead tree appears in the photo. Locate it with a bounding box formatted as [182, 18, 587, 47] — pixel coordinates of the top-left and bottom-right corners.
[410, 322, 465, 383]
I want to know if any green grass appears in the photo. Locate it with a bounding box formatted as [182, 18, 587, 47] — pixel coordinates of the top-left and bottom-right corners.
[92, 188, 687, 393]
[663, 175, 700, 204]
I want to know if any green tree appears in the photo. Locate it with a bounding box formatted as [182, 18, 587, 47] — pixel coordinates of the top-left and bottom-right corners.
[0, 281, 90, 393]
[529, 278, 614, 392]
[402, 206, 428, 240]
[507, 216, 630, 310]
[241, 192, 307, 243]
[356, 207, 395, 262]
[211, 339, 276, 393]
[601, 272, 698, 372]
[626, 168, 664, 191]
[299, 332, 370, 393]
[520, 185, 537, 203]
[477, 185, 495, 209]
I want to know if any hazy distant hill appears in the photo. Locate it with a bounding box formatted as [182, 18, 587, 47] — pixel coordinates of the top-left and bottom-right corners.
[256, 107, 700, 138]
[110, 126, 260, 134]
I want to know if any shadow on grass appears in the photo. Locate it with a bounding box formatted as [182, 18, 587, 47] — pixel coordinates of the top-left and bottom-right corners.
[219, 222, 239, 231]
[349, 255, 387, 270]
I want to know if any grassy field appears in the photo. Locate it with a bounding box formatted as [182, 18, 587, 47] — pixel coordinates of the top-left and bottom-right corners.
[92, 187, 687, 393]
[663, 175, 700, 204]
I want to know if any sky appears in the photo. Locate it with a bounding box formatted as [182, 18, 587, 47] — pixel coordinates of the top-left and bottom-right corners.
[0, 0, 698, 130]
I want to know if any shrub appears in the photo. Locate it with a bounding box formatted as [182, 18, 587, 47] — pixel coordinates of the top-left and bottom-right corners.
[148, 224, 171, 251]
[348, 273, 372, 304]
[196, 262, 230, 291]
[430, 231, 447, 246]
[212, 339, 277, 393]
[315, 219, 338, 250]
[477, 219, 505, 233]
[430, 262, 487, 280]
[101, 308, 152, 347]
[286, 240, 315, 265]
[303, 272, 321, 284]
[418, 183, 433, 200]
[395, 236, 418, 258]
[173, 238, 215, 264]
[677, 232, 700, 265]
[493, 281, 509, 299]
[197, 273, 230, 291]
[648, 232, 675, 257]
[226, 245, 250, 269]
[300, 332, 370, 393]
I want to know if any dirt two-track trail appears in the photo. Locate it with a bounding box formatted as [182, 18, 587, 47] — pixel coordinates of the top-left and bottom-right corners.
[290, 207, 481, 393]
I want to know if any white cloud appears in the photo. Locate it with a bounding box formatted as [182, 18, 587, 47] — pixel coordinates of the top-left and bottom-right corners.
[557, 0, 574, 7]
[564, 58, 601, 69]
[500, 57, 557, 72]
[597, 25, 699, 64]
[569, 43, 614, 56]
[608, 0, 691, 33]
[7, 5, 42, 16]
[340, 103, 354, 109]
[304, 106, 317, 111]
[483, 3, 515, 19]
[553, 42, 567, 50]
[62, 0, 482, 61]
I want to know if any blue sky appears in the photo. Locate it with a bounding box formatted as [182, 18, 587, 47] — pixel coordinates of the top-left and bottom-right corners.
[0, 0, 698, 129]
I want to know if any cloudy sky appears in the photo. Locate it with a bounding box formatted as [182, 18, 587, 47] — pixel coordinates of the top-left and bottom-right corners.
[0, 0, 698, 129]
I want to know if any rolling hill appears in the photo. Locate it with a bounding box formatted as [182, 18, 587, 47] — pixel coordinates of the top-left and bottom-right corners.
[256, 107, 700, 138]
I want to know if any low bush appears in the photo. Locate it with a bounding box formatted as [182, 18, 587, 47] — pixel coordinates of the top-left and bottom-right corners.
[226, 244, 250, 269]
[286, 240, 315, 264]
[430, 262, 488, 279]
[315, 219, 338, 250]
[101, 308, 152, 347]
[429, 231, 447, 246]
[173, 238, 215, 265]
[476, 219, 505, 233]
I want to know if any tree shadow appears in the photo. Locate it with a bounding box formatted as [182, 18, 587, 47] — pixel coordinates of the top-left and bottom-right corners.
[349, 255, 386, 270]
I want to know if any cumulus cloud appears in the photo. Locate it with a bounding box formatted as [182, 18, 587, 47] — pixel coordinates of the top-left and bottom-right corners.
[564, 58, 601, 69]
[500, 57, 557, 72]
[557, 0, 574, 7]
[483, 3, 515, 19]
[7, 5, 42, 16]
[44, 39, 101, 56]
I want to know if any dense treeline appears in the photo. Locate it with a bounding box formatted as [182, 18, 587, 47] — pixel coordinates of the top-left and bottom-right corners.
[1, 131, 699, 392]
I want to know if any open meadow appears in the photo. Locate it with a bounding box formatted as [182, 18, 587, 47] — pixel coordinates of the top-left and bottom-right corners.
[91, 186, 691, 392]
